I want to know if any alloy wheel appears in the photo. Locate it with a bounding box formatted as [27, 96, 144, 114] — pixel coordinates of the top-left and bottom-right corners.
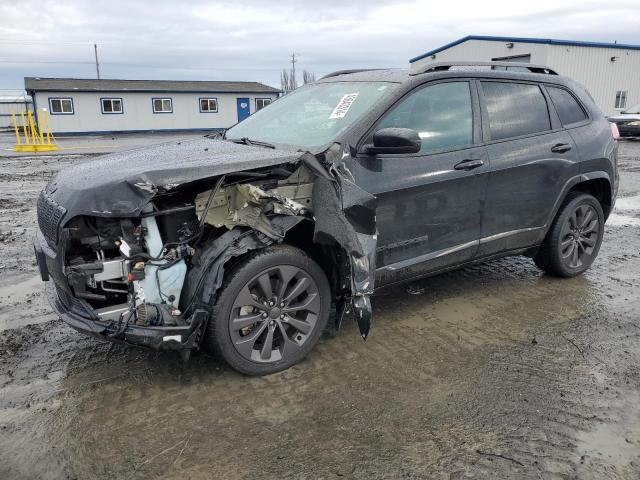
[559, 203, 600, 269]
[229, 265, 321, 363]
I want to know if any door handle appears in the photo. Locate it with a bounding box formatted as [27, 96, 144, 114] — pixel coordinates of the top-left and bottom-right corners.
[454, 159, 484, 170]
[551, 143, 572, 153]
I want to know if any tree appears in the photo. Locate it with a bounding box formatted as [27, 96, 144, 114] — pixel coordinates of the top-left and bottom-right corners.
[281, 68, 298, 94]
[303, 70, 316, 84]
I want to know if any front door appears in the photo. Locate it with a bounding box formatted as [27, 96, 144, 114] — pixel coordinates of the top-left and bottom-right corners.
[351, 80, 489, 286]
[236, 97, 250, 122]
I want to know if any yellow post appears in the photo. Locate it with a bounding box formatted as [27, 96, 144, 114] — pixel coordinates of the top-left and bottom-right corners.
[12, 108, 59, 152]
[12, 112, 21, 146]
[20, 111, 29, 145]
[28, 111, 38, 144]
[36, 110, 44, 144]
[43, 110, 54, 145]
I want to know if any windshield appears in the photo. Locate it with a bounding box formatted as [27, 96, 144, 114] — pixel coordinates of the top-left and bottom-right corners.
[624, 104, 640, 114]
[226, 81, 396, 149]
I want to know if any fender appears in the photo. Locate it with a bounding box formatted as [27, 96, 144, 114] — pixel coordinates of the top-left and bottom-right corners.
[542, 170, 612, 238]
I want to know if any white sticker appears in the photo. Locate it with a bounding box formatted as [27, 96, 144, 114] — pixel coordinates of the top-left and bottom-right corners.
[119, 240, 131, 257]
[163, 335, 182, 342]
[329, 93, 359, 119]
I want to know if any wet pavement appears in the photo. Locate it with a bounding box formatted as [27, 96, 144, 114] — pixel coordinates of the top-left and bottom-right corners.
[1, 140, 640, 479]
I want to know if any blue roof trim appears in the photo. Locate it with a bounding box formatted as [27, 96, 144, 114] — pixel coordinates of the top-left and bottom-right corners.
[409, 35, 640, 63]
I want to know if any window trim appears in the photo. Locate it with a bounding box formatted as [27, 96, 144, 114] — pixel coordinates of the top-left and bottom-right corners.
[543, 84, 590, 129]
[199, 97, 218, 113]
[357, 78, 481, 158]
[255, 97, 272, 111]
[48, 97, 74, 115]
[100, 97, 124, 115]
[477, 79, 558, 144]
[152, 97, 173, 114]
[614, 90, 628, 110]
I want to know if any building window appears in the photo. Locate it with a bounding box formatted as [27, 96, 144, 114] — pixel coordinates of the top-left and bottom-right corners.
[101, 98, 123, 114]
[199, 98, 218, 113]
[615, 91, 627, 109]
[49, 98, 74, 115]
[152, 98, 173, 113]
[255, 98, 272, 111]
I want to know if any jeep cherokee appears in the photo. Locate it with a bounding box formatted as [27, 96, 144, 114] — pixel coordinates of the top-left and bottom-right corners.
[34, 62, 619, 375]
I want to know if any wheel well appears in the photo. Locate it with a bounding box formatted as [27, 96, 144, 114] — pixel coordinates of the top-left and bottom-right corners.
[282, 219, 349, 300]
[569, 178, 612, 218]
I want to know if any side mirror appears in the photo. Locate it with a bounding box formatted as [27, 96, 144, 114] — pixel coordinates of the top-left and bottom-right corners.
[363, 127, 421, 155]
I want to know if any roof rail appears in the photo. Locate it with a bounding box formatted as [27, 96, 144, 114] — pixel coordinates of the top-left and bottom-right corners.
[411, 61, 558, 76]
[320, 68, 385, 79]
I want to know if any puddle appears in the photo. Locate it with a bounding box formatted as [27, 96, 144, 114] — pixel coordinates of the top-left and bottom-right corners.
[606, 213, 640, 226]
[576, 391, 640, 468]
[614, 194, 640, 211]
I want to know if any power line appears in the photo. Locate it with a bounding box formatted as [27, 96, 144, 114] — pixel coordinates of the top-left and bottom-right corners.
[0, 60, 95, 64]
[0, 39, 93, 46]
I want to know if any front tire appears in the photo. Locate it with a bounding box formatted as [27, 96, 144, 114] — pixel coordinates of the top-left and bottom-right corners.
[534, 192, 604, 277]
[204, 245, 331, 375]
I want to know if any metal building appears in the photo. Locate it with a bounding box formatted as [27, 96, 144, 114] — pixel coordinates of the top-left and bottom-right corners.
[0, 94, 32, 130]
[24, 77, 281, 135]
[410, 36, 640, 116]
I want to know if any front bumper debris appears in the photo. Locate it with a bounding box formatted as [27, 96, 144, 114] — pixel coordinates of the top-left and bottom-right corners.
[47, 281, 207, 351]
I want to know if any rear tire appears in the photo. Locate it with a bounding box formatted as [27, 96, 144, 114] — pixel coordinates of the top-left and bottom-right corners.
[534, 192, 604, 277]
[204, 245, 331, 375]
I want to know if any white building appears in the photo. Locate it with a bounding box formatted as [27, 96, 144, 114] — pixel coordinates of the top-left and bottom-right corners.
[24, 77, 280, 135]
[410, 36, 640, 116]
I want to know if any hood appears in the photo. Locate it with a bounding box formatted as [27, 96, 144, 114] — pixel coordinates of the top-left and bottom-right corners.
[45, 136, 302, 220]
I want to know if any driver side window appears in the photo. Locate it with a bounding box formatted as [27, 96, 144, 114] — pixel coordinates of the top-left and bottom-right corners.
[377, 81, 473, 154]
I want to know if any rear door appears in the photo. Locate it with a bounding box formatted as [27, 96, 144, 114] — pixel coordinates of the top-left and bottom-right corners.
[351, 80, 489, 286]
[478, 80, 580, 256]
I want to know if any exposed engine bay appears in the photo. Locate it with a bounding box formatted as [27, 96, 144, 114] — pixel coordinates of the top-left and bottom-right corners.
[39, 139, 378, 353]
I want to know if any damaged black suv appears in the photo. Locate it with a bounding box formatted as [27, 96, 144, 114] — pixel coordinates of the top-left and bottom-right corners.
[35, 62, 618, 375]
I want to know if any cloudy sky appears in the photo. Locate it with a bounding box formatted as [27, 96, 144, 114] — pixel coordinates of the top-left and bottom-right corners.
[1, 0, 639, 93]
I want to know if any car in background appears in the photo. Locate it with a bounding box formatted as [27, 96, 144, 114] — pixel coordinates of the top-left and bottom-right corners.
[608, 104, 640, 138]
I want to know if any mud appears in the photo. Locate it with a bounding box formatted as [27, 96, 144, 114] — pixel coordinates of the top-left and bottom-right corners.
[1, 142, 640, 479]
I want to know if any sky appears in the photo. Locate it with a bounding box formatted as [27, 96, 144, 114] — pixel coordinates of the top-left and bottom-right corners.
[1, 0, 639, 93]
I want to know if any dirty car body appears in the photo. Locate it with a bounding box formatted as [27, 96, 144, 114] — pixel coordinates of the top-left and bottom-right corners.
[35, 65, 618, 374]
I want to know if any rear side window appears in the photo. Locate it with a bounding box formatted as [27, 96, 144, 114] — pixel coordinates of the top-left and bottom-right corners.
[377, 81, 473, 154]
[547, 86, 588, 126]
[481, 82, 551, 140]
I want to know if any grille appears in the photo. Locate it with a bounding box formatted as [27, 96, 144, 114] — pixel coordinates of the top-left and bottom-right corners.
[37, 190, 66, 247]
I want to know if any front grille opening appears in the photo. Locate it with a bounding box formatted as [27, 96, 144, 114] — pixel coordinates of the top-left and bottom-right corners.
[37, 190, 66, 247]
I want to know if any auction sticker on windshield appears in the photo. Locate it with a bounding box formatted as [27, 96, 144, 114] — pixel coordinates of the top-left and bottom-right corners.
[329, 93, 359, 119]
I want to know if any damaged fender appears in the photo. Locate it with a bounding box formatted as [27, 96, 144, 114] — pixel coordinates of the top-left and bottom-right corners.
[309, 143, 377, 339]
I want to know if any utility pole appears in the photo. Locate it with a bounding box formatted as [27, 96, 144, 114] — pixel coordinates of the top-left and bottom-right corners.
[290, 52, 297, 89]
[94, 42, 101, 79]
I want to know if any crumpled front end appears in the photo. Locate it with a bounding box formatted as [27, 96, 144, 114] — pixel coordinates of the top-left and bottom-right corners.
[35, 138, 379, 352]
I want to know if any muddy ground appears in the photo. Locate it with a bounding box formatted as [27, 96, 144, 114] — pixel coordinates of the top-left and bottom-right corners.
[1, 138, 639, 479]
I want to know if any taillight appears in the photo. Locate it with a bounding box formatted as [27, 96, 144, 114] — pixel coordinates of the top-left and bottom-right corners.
[611, 122, 620, 140]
